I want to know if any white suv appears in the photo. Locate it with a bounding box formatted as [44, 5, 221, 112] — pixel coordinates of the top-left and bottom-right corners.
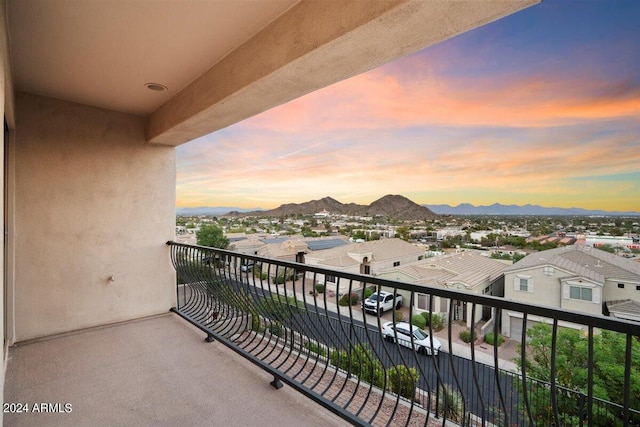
[381, 321, 442, 355]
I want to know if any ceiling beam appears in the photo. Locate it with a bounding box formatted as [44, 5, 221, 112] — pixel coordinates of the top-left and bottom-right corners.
[147, 0, 539, 146]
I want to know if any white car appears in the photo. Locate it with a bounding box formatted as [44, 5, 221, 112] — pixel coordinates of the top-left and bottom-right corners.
[381, 321, 442, 355]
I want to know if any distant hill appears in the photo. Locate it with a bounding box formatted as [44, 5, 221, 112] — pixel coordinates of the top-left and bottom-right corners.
[426, 203, 640, 216]
[368, 195, 439, 219]
[234, 195, 439, 220]
[176, 206, 262, 216]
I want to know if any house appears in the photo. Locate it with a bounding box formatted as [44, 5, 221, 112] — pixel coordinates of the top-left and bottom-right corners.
[226, 233, 271, 256]
[377, 250, 507, 329]
[256, 236, 350, 263]
[502, 245, 640, 341]
[303, 238, 424, 295]
[585, 234, 639, 250]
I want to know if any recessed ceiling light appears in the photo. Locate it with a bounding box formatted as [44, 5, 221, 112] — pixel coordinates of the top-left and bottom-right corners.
[145, 83, 168, 92]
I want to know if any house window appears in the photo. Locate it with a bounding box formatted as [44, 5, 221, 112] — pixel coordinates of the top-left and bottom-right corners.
[417, 293, 431, 311]
[393, 261, 400, 267]
[544, 266, 554, 276]
[569, 286, 592, 302]
[637, 285, 640, 291]
[363, 265, 371, 274]
[326, 275, 336, 283]
[519, 278, 528, 291]
[618, 283, 625, 289]
[514, 275, 533, 292]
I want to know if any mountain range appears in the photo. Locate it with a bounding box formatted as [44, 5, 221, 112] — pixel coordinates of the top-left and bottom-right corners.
[426, 203, 639, 216]
[176, 197, 639, 217]
[232, 195, 439, 221]
[176, 206, 261, 216]
[176, 195, 439, 220]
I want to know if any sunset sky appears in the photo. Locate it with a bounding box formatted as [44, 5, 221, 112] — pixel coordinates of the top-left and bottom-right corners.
[176, 0, 640, 212]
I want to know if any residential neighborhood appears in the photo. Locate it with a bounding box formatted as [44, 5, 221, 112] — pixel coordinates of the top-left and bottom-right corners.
[177, 206, 640, 342]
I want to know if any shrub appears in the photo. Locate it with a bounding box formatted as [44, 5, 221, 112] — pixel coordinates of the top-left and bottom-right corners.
[421, 312, 444, 331]
[437, 384, 465, 422]
[484, 332, 504, 346]
[268, 321, 283, 337]
[315, 283, 325, 294]
[339, 292, 359, 306]
[364, 287, 374, 299]
[411, 314, 427, 329]
[393, 311, 405, 323]
[387, 365, 418, 400]
[329, 344, 385, 388]
[250, 314, 264, 332]
[459, 328, 472, 343]
[303, 341, 327, 357]
[274, 268, 295, 284]
[257, 294, 305, 321]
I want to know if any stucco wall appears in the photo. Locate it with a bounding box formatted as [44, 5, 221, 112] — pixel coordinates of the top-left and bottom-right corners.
[14, 92, 175, 341]
[604, 279, 640, 301]
[504, 268, 564, 307]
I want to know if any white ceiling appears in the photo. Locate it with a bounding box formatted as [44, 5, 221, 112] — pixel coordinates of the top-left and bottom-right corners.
[8, 0, 299, 116]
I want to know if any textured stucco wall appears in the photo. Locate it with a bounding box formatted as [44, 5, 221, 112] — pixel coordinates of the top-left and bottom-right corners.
[604, 278, 639, 302]
[14, 92, 175, 341]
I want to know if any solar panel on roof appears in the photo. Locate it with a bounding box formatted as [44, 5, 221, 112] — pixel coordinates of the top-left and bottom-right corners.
[307, 239, 348, 251]
[263, 237, 289, 244]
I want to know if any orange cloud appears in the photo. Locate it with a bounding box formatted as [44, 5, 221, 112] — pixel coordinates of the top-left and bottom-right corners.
[241, 66, 640, 134]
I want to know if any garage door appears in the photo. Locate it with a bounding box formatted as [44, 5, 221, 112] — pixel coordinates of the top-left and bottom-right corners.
[510, 317, 523, 342]
[509, 317, 539, 342]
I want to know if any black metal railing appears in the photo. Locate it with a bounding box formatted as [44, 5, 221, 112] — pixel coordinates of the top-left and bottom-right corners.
[167, 241, 640, 427]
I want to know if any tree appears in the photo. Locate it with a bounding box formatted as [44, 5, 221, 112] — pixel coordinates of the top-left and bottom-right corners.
[516, 323, 640, 425]
[351, 230, 367, 240]
[595, 244, 616, 254]
[396, 226, 411, 241]
[196, 223, 229, 248]
[301, 226, 318, 237]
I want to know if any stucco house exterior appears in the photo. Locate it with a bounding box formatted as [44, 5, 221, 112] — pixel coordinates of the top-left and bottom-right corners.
[377, 250, 507, 329]
[303, 238, 424, 295]
[502, 245, 640, 341]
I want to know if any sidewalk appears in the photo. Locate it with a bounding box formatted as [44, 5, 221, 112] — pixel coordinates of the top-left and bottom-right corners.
[432, 323, 519, 372]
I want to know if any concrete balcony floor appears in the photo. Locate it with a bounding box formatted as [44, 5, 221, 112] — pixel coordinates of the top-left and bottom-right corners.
[4, 314, 348, 427]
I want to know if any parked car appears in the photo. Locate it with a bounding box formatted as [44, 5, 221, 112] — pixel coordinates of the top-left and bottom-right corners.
[240, 262, 254, 272]
[381, 321, 442, 355]
[362, 291, 402, 316]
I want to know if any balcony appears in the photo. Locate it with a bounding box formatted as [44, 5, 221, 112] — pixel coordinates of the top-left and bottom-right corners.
[5, 242, 639, 426]
[4, 314, 347, 427]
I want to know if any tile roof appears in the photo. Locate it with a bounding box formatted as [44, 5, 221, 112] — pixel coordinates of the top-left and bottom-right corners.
[418, 251, 507, 282]
[308, 238, 424, 267]
[606, 299, 640, 319]
[379, 251, 507, 289]
[504, 245, 640, 282]
[257, 235, 351, 259]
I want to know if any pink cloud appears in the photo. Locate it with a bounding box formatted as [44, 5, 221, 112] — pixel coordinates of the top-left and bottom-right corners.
[240, 65, 640, 134]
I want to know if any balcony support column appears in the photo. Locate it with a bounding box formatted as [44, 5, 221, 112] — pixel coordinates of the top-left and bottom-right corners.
[270, 376, 284, 390]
